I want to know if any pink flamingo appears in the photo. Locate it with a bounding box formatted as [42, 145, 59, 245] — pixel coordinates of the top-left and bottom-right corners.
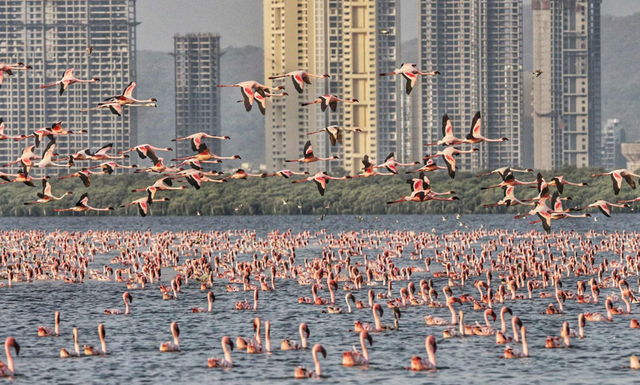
[268, 70, 329, 94]
[408, 335, 437, 370]
[192, 292, 215, 313]
[208, 336, 234, 368]
[342, 330, 372, 367]
[0, 338, 20, 377]
[281, 323, 310, 350]
[294, 344, 326, 378]
[159, 322, 181, 352]
[104, 292, 132, 315]
[83, 324, 106, 356]
[60, 328, 80, 358]
[38, 311, 60, 337]
[40, 68, 99, 95]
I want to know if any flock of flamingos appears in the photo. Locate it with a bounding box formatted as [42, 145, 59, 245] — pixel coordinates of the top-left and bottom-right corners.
[1, 51, 640, 380]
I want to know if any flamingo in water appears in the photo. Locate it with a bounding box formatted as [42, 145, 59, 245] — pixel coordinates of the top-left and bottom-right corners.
[342, 330, 372, 367]
[281, 323, 310, 350]
[104, 292, 132, 315]
[0, 338, 20, 377]
[408, 335, 437, 371]
[40, 68, 99, 95]
[208, 336, 234, 368]
[38, 311, 60, 337]
[159, 322, 181, 352]
[60, 328, 80, 358]
[294, 344, 327, 379]
[83, 324, 107, 356]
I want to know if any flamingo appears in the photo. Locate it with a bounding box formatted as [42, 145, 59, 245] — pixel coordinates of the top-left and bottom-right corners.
[463, 111, 508, 144]
[119, 144, 172, 164]
[24, 179, 72, 205]
[483, 186, 535, 208]
[342, 330, 372, 367]
[549, 175, 588, 194]
[40, 68, 99, 95]
[177, 159, 221, 171]
[424, 146, 479, 178]
[263, 170, 309, 178]
[476, 166, 533, 178]
[281, 323, 310, 350]
[546, 322, 571, 348]
[570, 200, 630, 217]
[217, 80, 284, 111]
[240, 91, 288, 115]
[132, 177, 186, 202]
[584, 298, 613, 322]
[134, 157, 183, 174]
[379, 63, 440, 95]
[425, 297, 461, 326]
[292, 171, 350, 196]
[590, 169, 640, 195]
[408, 335, 437, 371]
[104, 292, 132, 315]
[293, 344, 326, 378]
[268, 70, 329, 94]
[60, 328, 80, 358]
[171, 144, 240, 162]
[374, 152, 420, 174]
[87, 162, 137, 175]
[0, 61, 32, 88]
[103, 81, 157, 107]
[2, 145, 40, 168]
[500, 325, 529, 359]
[481, 170, 539, 190]
[18, 121, 87, 147]
[222, 169, 266, 181]
[53, 193, 114, 213]
[424, 114, 465, 146]
[351, 155, 395, 178]
[406, 158, 447, 174]
[58, 169, 99, 188]
[192, 292, 215, 313]
[235, 288, 259, 310]
[38, 311, 60, 337]
[285, 141, 338, 163]
[0, 166, 49, 187]
[301, 94, 358, 112]
[159, 322, 181, 352]
[568, 314, 586, 339]
[172, 132, 230, 153]
[33, 141, 67, 168]
[307, 126, 363, 147]
[0, 118, 25, 140]
[0, 338, 20, 377]
[83, 324, 106, 356]
[208, 336, 234, 368]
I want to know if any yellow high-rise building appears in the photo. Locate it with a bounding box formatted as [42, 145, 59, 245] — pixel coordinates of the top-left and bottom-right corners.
[263, 0, 399, 175]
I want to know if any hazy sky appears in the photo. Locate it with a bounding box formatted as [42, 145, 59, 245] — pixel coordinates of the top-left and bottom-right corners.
[137, 0, 640, 52]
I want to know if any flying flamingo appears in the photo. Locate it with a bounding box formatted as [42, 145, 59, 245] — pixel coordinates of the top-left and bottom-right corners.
[268, 70, 329, 94]
[424, 114, 465, 146]
[463, 111, 508, 144]
[570, 200, 630, 217]
[285, 141, 338, 163]
[171, 144, 240, 162]
[83, 81, 157, 115]
[424, 146, 479, 178]
[480, 170, 538, 190]
[208, 336, 234, 368]
[134, 157, 183, 174]
[476, 166, 533, 178]
[0, 118, 25, 140]
[263, 170, 309, 178]
[406, 158, 447, 174]
[307, 126, 364, 147]
[132, 177, 186, 202]
[294, 344, 327, 379]
[0, 61, 32, 88]
[159, 322, 181, 352]
[237, 91, 288, 115]
[292, 171, 350, 196]
[86, 162, 137, 175]
[172, 132, 230, 153]
[352, 155, 394, 178]
[83, 324, 106, 356]
[218, 80, 284, 111]
[59, 169, 99, 188]
[483, 186, 535, 208]
[407, 335, 437, 370]
[16, 121, 87, 147]
[104, 292, 132, 315]
[379, 63, 440, 94]
[38, 311, 60, 337]
[60, 328, 80, 358]
[0, 166, 49, 187]
[24, 179, 72, 206]
[119, 144, 172, 164]
[0, 338, 20, 377]
[548, 175, 588, 194]
[342, 330, 372, 367]
[301, 95, 358, 112]
[281, 323, 310, 350]
[2, 145, 40, 168]
[40, 68, 99, 95]
[374, 152, 420, 174]
[53, 193, 114, 213]
[590, 169, 640, 195]
[222, 169, 266, 181]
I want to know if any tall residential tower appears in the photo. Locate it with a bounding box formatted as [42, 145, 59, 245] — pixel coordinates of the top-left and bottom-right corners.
[263, 0, 399, 175]
[0, 0, 138, 171]
[419, 0, 523, 171]
[532, 0, 602, 169]
[174, 34, 221, 162]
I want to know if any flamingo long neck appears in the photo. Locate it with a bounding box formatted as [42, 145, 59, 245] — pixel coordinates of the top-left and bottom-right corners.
[173, 330, 180, 346]
[557, 295, 564, 312]
[426, 344, 436, 367]
[55, 315, 60, 335]
[522, 329, 529, 356]
[208, 296, 213, 312]
[300, 328, 307, 349]
[223, 341, 232, 364]
[484, 312, 490, 326]
[361, 334, 369, 361]
[73, 331, 80, 354]
[313, 351, 322, 377]
[346, 296, 352, 313]
[449, 303, 458, 324]
[329, 285, 335, 304]
[579, 321, 584, 338]
[100, 332, 107, 353]
[373, 309, 382, 331]
[265, 323, 271, 353]
[623, 296, 631, 313]
[5, 343, 14, 374]
[255, 322, 262, 345]
[369, 291, 374, 307]
[125, 299, 130, 315]
[513, 320, 519, 342]
[253, 291, 258, 311]
[501, 313, 507, 333]
[459, 313, 465, 335]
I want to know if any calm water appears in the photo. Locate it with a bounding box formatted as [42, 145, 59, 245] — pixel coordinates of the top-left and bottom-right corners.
[1, 214, 639, 384]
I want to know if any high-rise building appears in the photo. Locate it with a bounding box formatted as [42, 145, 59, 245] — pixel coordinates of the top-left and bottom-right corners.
[0, 0, 138, 172]
[263, 0, 399, 175]
[532, 0, 601, 170]
[419, 0, 522, 172]
[601, 118, 625, 170]
[174, 34, 221, 163]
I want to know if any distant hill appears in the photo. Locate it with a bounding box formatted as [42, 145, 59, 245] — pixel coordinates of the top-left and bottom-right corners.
[136, 45, 265, 167]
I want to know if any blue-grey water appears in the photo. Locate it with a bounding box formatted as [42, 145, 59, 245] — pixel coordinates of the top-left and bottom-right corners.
[1, 214, 639, 384]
